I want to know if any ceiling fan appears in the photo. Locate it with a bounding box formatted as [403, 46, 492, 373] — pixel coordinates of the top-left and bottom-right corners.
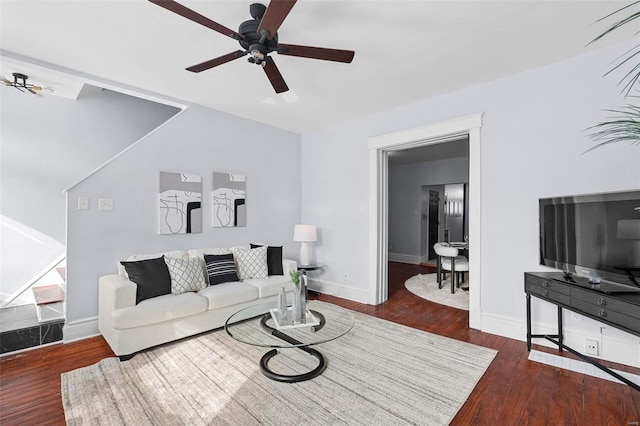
[149, 0, 355, 93]
[1, 73, 54, 96]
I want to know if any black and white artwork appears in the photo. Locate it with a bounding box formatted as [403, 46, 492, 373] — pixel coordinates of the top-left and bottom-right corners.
[158, 171, 202, 234]
[212, 172, 246, 227]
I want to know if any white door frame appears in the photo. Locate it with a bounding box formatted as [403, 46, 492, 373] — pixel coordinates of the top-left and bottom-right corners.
[368, 113, 483, 329]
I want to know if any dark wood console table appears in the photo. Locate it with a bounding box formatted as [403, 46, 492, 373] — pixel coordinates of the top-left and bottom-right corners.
[525, 272, 640, 392]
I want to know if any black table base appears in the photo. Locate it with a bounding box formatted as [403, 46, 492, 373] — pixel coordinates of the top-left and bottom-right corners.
[258, 310, 327, 383]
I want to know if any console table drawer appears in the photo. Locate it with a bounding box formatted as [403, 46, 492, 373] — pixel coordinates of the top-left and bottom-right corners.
[571, 298, 640, 334]
[571, 288, 640, 319]
[525, 275, 570, 305]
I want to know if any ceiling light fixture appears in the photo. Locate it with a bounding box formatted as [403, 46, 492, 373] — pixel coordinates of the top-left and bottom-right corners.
[1, 72, 54, 96]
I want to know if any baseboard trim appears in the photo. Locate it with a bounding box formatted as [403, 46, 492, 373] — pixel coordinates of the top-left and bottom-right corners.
[481, 312, 640, 368]
[388, 253, 420, 265]
[308, 280, 369, 304]
[63, 316, 100, 343]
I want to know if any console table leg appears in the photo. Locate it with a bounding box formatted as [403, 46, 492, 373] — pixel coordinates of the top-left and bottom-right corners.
[526, 294, 532, 351]
[557, 306, 563, 353]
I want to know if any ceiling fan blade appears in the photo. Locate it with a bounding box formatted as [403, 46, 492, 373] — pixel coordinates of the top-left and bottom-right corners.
[148, 0, 243, 40]
[262, 58, 289, 93]
[257, 0, 297, 40]
[186, 50, 247, 73]
[277, 44, 354, 63]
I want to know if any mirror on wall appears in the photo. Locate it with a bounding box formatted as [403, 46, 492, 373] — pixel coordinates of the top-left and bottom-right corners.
[443, 183, 466, 242]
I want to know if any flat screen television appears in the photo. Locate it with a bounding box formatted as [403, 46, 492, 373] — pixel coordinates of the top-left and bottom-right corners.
[539, 190, 640, 293]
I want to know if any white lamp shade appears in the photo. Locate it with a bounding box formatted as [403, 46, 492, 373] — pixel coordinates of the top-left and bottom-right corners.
[293, 224, 317, 242]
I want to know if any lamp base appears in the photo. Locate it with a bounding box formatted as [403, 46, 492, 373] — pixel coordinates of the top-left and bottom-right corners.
[299, 242, 310, 266]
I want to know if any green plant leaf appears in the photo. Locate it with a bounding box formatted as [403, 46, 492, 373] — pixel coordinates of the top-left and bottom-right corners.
[585, 105, 640, 152]
[590, 1, 640, 96]
[587, 2, 640, 151]
[590, 1, 640, 45]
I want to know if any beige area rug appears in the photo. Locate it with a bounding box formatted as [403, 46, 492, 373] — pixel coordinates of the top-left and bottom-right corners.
[405, 273, 469, 310]
[62, 301, 496, 425]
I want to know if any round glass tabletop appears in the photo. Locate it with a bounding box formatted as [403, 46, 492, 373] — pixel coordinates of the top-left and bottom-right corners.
[224, 300, 354, 349]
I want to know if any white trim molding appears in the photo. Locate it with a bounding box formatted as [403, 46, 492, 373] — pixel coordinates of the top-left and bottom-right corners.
[63, 316, 100, 343]
[368, 113, 483, 329]
[310, 280, 370, 305]
[388, 253, 421, 265]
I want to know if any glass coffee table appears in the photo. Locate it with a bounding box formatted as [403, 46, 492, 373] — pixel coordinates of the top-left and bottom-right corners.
[225, 300, 354, 382]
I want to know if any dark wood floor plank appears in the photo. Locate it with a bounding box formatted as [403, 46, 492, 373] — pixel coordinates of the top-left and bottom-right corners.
[1, 261, 638, 425]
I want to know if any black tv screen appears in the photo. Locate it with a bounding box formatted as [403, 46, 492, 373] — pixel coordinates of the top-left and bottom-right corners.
[539, 190, 640, 289]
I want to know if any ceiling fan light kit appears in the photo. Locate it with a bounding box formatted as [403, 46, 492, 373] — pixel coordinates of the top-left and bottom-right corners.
[149, 0, 355, 94]
[1, 72, 54, 96]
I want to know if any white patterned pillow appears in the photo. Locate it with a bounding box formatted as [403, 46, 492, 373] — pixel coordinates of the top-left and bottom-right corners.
[233, 246, 268, 280]
[165, 257, 207, 294]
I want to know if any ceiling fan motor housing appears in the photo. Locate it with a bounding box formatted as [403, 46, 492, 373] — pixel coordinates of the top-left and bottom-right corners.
[239, 18, 278, 53]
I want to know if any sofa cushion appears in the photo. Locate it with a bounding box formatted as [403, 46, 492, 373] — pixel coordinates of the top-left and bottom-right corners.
[244, 275, 294, 298]
[165, 257, 207, 294]
[112, 292, 208, 329]
[250, 244, 284, 275]
[233, 246, 268, 280]
[198, 281, 258, 310]
[120, 257, 172, 304]
[204, 253, 239, 285]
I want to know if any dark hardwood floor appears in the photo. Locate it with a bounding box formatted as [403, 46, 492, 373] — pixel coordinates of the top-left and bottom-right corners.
[1, 262, 639, 425]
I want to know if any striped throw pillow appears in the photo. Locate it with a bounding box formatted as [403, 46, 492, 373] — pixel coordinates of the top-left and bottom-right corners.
[204, 253, 239, 285]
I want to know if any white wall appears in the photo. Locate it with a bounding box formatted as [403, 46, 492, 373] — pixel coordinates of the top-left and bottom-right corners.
[1, 87, 179, 298]
[388, 157, 469, 259]
[1, 87, 179, 243]
[302, 38, 640, 365]
[65, 105, 301, 328]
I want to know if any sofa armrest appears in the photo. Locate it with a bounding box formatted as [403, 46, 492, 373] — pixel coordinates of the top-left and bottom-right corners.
[99, 274, 137, 312]
[282, 258, 297, 277]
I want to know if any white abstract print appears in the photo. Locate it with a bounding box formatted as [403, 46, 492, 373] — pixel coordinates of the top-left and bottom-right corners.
[212, 172, 246, 227]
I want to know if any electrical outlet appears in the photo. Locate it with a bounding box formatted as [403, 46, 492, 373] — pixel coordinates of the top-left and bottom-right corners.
[585, 339, 599, 356]
[99, 198, 113, 211]
[77, 196, 89, 210]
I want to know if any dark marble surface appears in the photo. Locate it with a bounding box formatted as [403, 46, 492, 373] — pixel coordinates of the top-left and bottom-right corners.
[41, 321, 64, 345]
[0, 320, 64, 354]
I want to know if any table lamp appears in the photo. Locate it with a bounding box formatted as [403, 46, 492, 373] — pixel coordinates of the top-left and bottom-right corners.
[294, 224, 317, 266]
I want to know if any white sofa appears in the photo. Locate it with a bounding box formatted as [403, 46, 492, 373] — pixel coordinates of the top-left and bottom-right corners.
[98, 247, 297, 359]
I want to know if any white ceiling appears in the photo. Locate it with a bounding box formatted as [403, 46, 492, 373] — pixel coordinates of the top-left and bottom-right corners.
[1, 1, 636, 133]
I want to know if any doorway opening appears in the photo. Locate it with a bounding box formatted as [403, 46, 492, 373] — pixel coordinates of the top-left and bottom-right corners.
[368, 113, 482, 329]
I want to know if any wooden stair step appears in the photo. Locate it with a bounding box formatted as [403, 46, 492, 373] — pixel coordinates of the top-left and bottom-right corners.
[32, 285, 65, 306]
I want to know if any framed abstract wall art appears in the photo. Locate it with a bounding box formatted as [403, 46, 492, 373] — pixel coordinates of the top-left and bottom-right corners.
[158, 171, 202, 234]
[212, 172, 246, 227]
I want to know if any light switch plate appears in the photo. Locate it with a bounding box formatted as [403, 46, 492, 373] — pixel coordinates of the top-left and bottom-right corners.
[99, 198, 113, 211]
[77, 196, 89, 210]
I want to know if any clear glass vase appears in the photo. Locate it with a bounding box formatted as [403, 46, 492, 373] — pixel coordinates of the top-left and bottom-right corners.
[277, 286, 288, 323]
[292, 275, 307, 324]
